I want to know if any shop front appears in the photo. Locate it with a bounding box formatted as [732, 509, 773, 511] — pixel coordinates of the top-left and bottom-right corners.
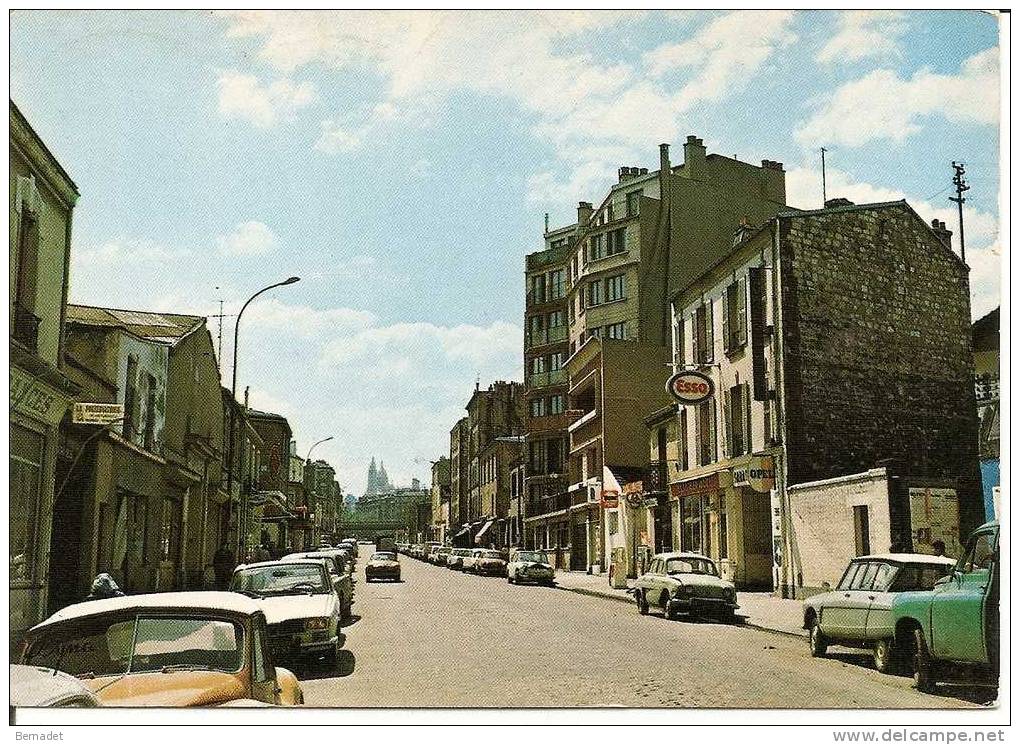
[670, 458, 774, 590]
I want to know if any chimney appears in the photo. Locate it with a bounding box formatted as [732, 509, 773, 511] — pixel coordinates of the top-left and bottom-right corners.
[824, 197, 855, 209]
[682, 135, 706, 178]
[577, 201, 593, 227]
[244, 386, 250, 410]
[930, 219, 953, 250]
[659, 143, 671, 175]
[544, 212, 549, 233]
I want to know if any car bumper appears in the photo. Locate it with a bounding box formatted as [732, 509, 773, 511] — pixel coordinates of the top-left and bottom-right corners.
[673, 597, 738, 613]
[518, 571, 554, 583]
[477, 564, 506, 575]
[367, 569, 400, 580]
[270, 631, 338, 657]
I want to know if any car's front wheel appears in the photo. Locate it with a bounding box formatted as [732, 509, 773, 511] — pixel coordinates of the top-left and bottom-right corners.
[662, 593, 676, 620]
[809, 618, 828, 657]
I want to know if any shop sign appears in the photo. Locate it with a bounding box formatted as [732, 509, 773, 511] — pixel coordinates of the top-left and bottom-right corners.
[10, 367, 72, 426]
[732, 455, 776, 493]
[666, 371, 714, 405]
[601, 497, 619, 509]
[670, 473, 720, 498]
[72, 402, 124, 425]
[622, 481, 644, 495]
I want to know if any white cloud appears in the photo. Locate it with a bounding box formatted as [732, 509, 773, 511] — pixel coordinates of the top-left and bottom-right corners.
[796, 48, 999, 147]
[816, 11, 907, 64]
[644, 10, 797, 109]
[244, 298, 377, 338]
[216, 221, 278, 257]
[216, 69, 316, 128]
[74, 239, 190, 266]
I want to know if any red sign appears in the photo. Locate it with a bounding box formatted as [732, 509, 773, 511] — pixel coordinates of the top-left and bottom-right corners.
[666, 371, 714, 404]
[670, 473, 720, 498]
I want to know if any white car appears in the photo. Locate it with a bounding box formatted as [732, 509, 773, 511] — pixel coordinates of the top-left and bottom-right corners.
[231, 559, 342, 665]
[460, 549, 483, 573]
[447, 548, 474, 570]
[507, 549, 555, 586]
[10, 664, 100, 707]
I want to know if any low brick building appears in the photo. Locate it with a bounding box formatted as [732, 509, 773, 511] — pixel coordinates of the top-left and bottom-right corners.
[664, 199, 983, 596]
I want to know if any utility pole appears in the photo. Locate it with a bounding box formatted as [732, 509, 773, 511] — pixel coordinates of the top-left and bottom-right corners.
[820, 147, 828, 204]
[210, 288, 234, 383]
[950, 162, 970, 263]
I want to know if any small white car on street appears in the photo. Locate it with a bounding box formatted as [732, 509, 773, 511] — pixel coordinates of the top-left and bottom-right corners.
[633, 552, 738, 621]
[230, 559, 342, 665]
[507, 549, 555, 586]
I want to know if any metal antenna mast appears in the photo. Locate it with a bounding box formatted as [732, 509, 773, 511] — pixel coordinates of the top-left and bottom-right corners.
[950, 162, 970, 263]
[820, 147, 828, 204]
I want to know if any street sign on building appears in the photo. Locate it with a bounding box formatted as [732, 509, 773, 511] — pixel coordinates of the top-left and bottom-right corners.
[72, 402, 124, 425]
[666, 371, 714, 404]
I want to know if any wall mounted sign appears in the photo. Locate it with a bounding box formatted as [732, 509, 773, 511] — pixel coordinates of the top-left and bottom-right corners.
[72, 402, 124, 425]
[732, 455, 776, 493]
[666, 371, 714, 405]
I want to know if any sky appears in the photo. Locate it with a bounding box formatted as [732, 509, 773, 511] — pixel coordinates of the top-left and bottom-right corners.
[10, 10, 1002, 496]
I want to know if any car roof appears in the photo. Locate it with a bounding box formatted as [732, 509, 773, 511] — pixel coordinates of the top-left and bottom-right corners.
[851, 553, 957, 565]
[237, 558, 330, 569]
[653, 552, 714, 562]
[31, 591, 262, 631]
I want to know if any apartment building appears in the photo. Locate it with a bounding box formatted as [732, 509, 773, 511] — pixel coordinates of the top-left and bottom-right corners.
[662, 199, 983, 596]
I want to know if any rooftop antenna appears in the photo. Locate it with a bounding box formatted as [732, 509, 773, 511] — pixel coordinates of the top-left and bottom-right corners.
[820, 147, 828, 204]
[544, 212, 549, 232]
[210, 287, 236, 382]
[950, 162, 970, 263]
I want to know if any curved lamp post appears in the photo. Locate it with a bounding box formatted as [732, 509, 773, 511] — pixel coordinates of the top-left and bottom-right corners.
[229, 276, 300, 559]
[305, 436, 334, 464]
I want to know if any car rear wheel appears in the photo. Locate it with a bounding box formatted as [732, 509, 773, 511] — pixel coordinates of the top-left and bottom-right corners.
[873, 638, 895, 674]
[637, 590, 649, 615]
[809, 619, 828, 657]
[912, 629, 936, 693]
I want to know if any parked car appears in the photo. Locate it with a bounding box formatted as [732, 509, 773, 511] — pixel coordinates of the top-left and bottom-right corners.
[283, 552, 355, 620]
[230, 560, 342, 665]
[473, 549, 508, 576]
[447, 548, 474, 570]
[365, 551, 402, 582]
[633, 552, 738, 621]
[424, 543, 443, 563]
[433, 546, 453, 566]
[461, 548, 482, 573]
[19, 592, 304, 706]
[891, 521, 1000, 692]
[10, 664, 100, 707]
[507, 549, 555, 585]
[337, 540, 358, 559]
[802, 553, 956, 672]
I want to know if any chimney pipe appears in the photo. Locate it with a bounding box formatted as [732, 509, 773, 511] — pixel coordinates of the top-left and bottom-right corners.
[244, 386, 250, 410]
[577, 201, 593, 227]
[930, 219, 953, 250]
[544, 213, 549, 233]
[659, 144, 670, 175]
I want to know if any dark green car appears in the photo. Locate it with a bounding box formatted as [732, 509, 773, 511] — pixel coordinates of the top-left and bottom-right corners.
[890, 521, 999, 692]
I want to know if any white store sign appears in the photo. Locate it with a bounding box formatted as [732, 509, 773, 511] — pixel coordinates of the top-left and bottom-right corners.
[72, 402, 124, 425]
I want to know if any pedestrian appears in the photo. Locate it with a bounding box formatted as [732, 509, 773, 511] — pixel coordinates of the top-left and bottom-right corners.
[255, 543, 271, 562]
[213, 542, 235, 589]
[932, 539, 947, 557]
[86, 573, 124, 601]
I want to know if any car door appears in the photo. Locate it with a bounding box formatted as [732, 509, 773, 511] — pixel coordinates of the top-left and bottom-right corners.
[250, 613, 280, 704]
[647, 559, 666, 605]
[820, 561, 875, 640]
[931, 528, 997, 662]
[862, 562, 898, 640]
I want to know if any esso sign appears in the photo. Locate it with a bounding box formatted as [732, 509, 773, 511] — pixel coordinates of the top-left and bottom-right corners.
[666, 371, 714, 404]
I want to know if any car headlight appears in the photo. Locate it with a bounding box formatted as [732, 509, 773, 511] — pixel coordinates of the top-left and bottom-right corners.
[305, 617, 330, 631]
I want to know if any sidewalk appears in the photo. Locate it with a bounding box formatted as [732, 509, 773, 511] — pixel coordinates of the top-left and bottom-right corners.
[553, 570, 806, 638]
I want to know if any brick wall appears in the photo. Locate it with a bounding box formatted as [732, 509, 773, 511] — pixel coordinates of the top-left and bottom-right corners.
[779, 203, 984, 535]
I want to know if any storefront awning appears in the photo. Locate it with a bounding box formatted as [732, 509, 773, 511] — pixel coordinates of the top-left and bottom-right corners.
[474, 519, 495, 544]
[454, 524, 471, 538]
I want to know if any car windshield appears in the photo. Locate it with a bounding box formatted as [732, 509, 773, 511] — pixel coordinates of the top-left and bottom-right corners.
[887, 563, 954, 592]
[480, 551, 503, 559]
[665, 557, 718, 576]
[230, 563, 329, 596]
[517, 551, 549, 564]
[24, 615, 243, 678]
[371, 552, 396, 561]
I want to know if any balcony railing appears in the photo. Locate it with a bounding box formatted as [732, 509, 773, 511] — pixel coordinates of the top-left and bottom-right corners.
[528, 369, 567, 389]
[569, 414, 600, 450]
[526, 289, 567, 307]
[525, 325, 568, 349]
[12, 301, 40, 353]
[527, 491, 570, 517]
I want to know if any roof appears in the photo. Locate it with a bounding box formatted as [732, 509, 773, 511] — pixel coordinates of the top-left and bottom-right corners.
[31, 592, 262, 630]
[246, 408, 290, 422]
[653, 552, 714, 561]
[776, 199, 907, 219]
[66, 304, 204, 343]
[852, 553, 957, 565]
[972, 307, 999, 349]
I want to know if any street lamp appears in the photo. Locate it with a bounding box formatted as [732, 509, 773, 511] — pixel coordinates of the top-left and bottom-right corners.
[305, 436, 334, 464]
[228, 276, 300, 559]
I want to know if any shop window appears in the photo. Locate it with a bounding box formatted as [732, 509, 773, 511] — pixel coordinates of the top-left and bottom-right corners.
[10, 424, 44, 584]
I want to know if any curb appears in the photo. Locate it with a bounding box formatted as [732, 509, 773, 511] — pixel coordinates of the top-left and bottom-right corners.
[557, 582, 808, 639]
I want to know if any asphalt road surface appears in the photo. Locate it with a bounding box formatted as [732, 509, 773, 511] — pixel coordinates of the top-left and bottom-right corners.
[296, 546, 992, 709]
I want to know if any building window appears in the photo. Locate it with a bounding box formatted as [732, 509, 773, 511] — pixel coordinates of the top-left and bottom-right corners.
[549, 310, 565, 328]
[606, 200, 614, 222]
[143, 374, 158, 451]
[679, 408, 689, 471]
[528, 315, 544, 334]
[606, 274, 625, 302]
[530, 357, 546, 375]
[607, 227, 626, 255]
[727, 384, 748, 457]
[697, 400, 716, 466]
[723, 277, 748, 353]
[531, 398, 547, 418]
[530, 274, 547, 304]
[626, 190, 642, 217]
[549, 394, 564, 415]
[577, 293, 584, 317]
[853, 506, 871, 556]
[123, 355, 138, 440]
[693, 301, 714, 365]
[605, 322, 626, 340]
[549, 270, 565, 300]
[589, 234, 605, 262]
[10, 424, 44, 584]
[587, 280, 603, 307]
[550, 352, 564, 370]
